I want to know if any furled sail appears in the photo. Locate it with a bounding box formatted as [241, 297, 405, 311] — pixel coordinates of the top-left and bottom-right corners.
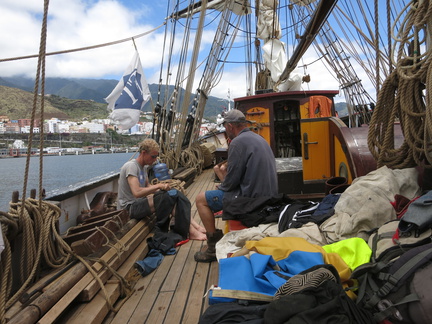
[257, 0, 307, 91]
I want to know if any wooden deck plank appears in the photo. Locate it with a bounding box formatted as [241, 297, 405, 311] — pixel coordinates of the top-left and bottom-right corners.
[180, 258, 212, 323]
[204, 259, 219, 311]
[105, 269, 157, 323]
[146, 291, 175, 323]
[125, 254, 176, 322]
[164, 240, 207, 323]
[159, 240, 194, 292]
[105, 168, 219, 324]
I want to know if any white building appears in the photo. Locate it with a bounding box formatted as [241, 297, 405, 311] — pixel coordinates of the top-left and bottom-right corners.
[141, 122, 154, 134]
[21, 126, 40, 133]
[46, 118, 61, 133]
[57, 122, 70, 133]
[82, 121, 105, 133]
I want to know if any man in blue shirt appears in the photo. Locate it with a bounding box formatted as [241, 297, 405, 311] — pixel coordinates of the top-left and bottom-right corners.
[195, 110, 278, 262]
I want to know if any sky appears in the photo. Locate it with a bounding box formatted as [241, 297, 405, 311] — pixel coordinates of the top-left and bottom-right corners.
[0, 0, 371, 103]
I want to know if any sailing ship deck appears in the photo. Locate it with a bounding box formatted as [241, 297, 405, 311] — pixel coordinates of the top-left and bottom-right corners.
[69, 168, 219, 324]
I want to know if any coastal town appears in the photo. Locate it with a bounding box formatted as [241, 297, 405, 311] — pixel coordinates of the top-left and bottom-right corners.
[0, 113, 221, 157]
[1, 113, 154, 135]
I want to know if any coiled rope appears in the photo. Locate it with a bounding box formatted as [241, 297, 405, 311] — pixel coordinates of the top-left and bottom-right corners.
[160, 142, 205, 175]
[0, 198, 135, 323]
[0, 199, 71, 323]
[367, 0, 432, 168]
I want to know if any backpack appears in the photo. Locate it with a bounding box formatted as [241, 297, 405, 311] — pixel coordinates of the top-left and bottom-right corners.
[368, 219, 432, 262]
[352, 241, 432, 323]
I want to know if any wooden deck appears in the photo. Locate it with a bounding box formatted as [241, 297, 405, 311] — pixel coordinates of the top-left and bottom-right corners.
[65, 168, 220, 324]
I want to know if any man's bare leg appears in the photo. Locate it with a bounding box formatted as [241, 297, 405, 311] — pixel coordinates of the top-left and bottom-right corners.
[195, 192, 217, 232]
[194, 192, 224, 262]
[147, 195, 155, 213]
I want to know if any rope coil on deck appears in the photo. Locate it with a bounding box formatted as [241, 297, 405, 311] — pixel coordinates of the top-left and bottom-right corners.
[0, 199, 71, 323]
[159, 142, 205, 175]
[0, 198, 137, 323]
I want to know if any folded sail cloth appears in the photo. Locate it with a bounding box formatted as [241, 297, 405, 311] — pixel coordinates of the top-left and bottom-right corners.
[209, 237, 354, 304]
[209, 251, 325, 304]
[244, 237, 352, 281]
[319, 166, 421, 243]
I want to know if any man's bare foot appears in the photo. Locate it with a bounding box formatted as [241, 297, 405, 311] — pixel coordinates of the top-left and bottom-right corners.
[195, 224, 206, 233]
[189, 227, 207, 240]
[191, 219, 206, 233]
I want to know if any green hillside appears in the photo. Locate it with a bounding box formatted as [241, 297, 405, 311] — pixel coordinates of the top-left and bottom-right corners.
[0, 76, 229, 122]
[0, 86, 67, 119]
[0, 85, 111, 121]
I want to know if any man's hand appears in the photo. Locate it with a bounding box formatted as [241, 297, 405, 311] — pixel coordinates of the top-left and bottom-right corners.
[159, 183, 171, 191]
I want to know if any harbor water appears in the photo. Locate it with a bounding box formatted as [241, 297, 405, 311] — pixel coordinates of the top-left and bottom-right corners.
[0, 152, 136, 212]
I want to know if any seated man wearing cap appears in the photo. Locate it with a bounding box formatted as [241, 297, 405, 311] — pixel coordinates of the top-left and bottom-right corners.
[194, 109, 278, 262]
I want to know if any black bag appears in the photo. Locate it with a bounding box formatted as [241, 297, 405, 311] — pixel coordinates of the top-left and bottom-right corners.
[398, 190, 432, 233]
[264, 264, 374, 324]
[352, 242, 432, 323]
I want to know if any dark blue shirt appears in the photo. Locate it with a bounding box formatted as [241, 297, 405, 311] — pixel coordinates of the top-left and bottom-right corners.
[219, 128, 278, 202]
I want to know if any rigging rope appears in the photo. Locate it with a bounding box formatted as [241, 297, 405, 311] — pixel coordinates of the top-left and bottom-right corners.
[0, 23, 166, 63]
[367, 0, 432, 168]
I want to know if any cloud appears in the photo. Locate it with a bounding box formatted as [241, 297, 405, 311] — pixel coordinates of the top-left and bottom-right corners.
[0, 0, 165, 79]
[0, 0, 357, 105]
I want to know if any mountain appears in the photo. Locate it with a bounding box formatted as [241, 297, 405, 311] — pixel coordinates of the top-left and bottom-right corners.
[0, 86, 70, 119]
[0, 76, 347, 121]
[0, 77, 118, 102]
[0, 76, 229, 121]
[335, 102, 348, 117]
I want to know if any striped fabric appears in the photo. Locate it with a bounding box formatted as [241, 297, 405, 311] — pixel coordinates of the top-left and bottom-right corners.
[275, 266, 337, 299]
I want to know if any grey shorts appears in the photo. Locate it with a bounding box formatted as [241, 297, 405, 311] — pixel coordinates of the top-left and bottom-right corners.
[205, 189, 224, 213]
[128, 197, 152, 220]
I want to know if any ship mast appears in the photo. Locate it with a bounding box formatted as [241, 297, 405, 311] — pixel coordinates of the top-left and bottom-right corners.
[277, 0, 338, 86]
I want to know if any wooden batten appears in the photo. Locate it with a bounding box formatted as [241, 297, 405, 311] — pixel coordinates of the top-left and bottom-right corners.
[77, 220, 154, 301]
[63, 234, 152, 323]
[7, 262, 89, 324]
[36, 219, 150, 324]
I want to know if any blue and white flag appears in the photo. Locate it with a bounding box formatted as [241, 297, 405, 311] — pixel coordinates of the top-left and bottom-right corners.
[105, 51, 151, 130]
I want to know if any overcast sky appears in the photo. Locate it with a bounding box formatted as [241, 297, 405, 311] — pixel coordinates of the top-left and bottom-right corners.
[0, 0, 352, 102]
